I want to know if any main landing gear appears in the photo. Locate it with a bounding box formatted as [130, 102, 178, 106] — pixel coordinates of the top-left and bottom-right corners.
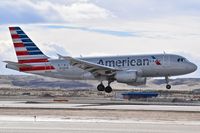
[165, 76, 171, 89]
[97, 82, 113, 93]
[97, 83, 105, 91]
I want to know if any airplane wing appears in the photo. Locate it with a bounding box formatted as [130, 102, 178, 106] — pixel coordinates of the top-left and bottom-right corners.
[58, 55, 121, 76]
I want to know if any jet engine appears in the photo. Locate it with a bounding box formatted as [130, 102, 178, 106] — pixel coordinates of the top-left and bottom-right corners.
[115, 70, 146, 86]
[127, 77, 146, 86]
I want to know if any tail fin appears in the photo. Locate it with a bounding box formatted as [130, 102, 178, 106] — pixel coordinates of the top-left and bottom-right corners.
[9, 27, 48, 64]
[8, 27, 55, 72]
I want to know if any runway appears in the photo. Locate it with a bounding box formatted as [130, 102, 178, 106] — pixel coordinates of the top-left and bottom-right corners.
[0, 98, 199, 133]
[0, 100, 200, 112]
[0, 116, 200, 133]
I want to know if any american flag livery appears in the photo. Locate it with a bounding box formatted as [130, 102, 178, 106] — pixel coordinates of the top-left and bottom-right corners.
[151, 56, 161, 65]
[9, 27, 55, 72]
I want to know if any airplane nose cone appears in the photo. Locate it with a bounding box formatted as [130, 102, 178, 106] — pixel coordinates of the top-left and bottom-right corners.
[190, 63, 197, 72]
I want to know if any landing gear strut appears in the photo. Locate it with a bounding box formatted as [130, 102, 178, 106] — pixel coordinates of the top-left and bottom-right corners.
[165, 76, 171, 89]
[97, 81, 113, 93]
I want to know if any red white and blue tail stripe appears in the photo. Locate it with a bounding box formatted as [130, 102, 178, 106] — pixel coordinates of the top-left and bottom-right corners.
[9, 27, 55, 72]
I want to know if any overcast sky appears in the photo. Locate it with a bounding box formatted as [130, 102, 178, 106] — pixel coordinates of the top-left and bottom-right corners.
[0, 0, 199, 77]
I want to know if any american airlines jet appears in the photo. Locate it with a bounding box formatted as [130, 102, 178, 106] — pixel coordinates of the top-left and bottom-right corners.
[4, 27, 197, 93]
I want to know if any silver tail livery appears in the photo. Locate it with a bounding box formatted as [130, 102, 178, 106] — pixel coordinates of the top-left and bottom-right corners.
[4, 27, 197, 93]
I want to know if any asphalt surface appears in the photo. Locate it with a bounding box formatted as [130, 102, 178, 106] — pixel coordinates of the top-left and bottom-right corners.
[0, 120, 199, 133]
[0, 97, 199, 133]
[0, 100, 200, 112]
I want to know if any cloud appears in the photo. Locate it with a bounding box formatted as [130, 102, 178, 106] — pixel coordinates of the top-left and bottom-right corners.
[0, 0, 114, 24]
[0, 1, 46, 24]
[55, 2, 114, 22]
[45, 25, 135, 37]
[0, 40, 21, 75]
[1, 0, 200, 25]
[41, 43, 71, 58]
[93, 0, 200, 20]
[0, 0, 200, 77]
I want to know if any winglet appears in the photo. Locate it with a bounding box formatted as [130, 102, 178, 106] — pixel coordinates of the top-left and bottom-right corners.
[57, 54, 72, 60]
[57, 54, 63, 59]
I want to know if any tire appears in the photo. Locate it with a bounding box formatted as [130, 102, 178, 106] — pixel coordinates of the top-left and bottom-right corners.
[105, 86, 112, 93]
[97, 84, 105, 91]
[166, 84, 171, 89]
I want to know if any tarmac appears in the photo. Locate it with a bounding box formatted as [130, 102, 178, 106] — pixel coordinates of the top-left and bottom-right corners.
[0, 96, 199, 133]
[0, 101, 200, 112]
[0, 119, 200, 133]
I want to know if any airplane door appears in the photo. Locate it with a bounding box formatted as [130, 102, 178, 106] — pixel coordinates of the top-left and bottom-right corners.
[163, 54, 170, 67]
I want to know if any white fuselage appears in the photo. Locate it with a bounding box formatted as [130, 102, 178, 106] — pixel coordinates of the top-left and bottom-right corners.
[32, 54, 197, 80]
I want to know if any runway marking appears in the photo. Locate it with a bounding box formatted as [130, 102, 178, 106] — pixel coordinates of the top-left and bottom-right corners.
[0, 102, 200, 112]
[0, 115, 199, 125]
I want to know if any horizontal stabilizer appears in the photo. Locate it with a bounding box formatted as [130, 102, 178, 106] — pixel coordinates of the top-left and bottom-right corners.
[3, 61, 32, 67]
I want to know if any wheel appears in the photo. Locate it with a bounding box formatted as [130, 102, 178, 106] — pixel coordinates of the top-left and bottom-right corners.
[166, 84, 171, 89]
[97, 84, 105, 91]
[105, 86, 112, 93]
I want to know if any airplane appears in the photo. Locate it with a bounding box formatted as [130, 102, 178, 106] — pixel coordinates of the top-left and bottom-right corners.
[4, 27, 197, 93]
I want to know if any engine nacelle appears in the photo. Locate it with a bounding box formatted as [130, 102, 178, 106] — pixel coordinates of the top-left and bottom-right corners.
[127, 77, 146, 86]
[115, 70, 137, 83]
[115, 70, 146, 86]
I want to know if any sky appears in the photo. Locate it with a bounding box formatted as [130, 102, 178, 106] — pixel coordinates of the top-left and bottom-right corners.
[0, 0, 200, 77]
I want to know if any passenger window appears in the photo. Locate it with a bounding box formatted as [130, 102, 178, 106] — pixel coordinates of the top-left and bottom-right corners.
[177, 58, 180, 62]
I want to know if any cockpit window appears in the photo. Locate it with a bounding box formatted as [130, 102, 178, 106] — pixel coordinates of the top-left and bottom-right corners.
[177, 58, 186, 62]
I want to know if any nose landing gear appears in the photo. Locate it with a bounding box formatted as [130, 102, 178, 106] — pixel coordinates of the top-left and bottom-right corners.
[166, 84, 171, 89]
[165, 76, 171, 89]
